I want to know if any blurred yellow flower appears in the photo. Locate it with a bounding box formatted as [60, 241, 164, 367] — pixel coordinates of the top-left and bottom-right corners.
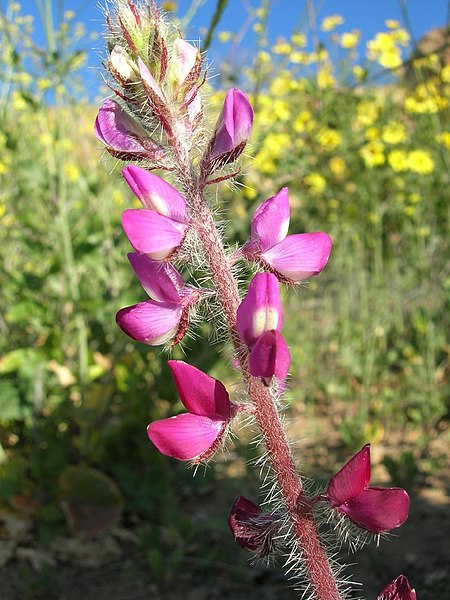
[353, 65, 366, 80]
[317, 65, 335, 89]
[328, 156, 346, 178]
[440, 65, 450, 83]
[356, 100, 378, 127]
[257, 51, 271, 64]
[385, 19, 401, 29]
[291, 32, 307, 47]
[407, 150, 434, 174]
[435, 131, 450, 149]
[339, 30, 360, 49]
[320, 15, 344, 32]
[253, 22, 263, 34]
[317, 127, 342, 151]
[273, 41, 292, 55]
[366, 127, 380, 141]
[11, 91, 26, 111]
[161, 2, 177, 11]
[381, 121, 407, 144]
[293, 111, 313, 133]
[388, 149, 408, 172]
[360, 141, 385, 167]
[218, 31, 232, 43]
[304, 172, 327, 194]
[64, 163, 80, 182]
[379, 49, 402, 69]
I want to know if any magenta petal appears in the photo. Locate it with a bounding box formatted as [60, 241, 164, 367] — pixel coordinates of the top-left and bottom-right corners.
[147, 413, 223, 461]
[378, 575, 417, 600]
[94, 99, 148, 154]
[327, 444, 371, 507]
[263, 232, 332, 282]
[339, 487, 410, 533]
[122, 209, 187, 259]
[210, 88, 253, 159]
[237, 273, 283, 347]
[127, 253, 184, 303]
[116, 301, 181, 345]
[168, 361, 231, 420]
[122, 166, 187, 222]
[249, 330, 290, 380]
[251, 188, 290, 251]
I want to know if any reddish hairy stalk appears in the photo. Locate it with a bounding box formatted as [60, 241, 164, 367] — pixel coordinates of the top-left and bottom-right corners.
[175, 174, 342, 599]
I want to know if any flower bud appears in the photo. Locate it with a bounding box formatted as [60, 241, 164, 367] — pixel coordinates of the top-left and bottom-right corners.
[205, 88, 253, 169]
[378, 575, 416, 600]
[228, 496, 281, 557]
[108, 45, 139, 86]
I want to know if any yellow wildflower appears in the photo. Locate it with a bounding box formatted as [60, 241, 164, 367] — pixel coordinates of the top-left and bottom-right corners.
[441, 65, 450, 83]
[293, 111, 313, 133]
[407, 150, 434, 174]
[317, 127, 342, 151]
[252, 22, 263, 34]
[435, 131, 450, 149]
[320, 15, 344, 32]
[328, 156, 346, 178]
[161, 2, 177, 11]
[257, 51, 271, 64]
[317, 65, 335, 89]
[291, 32, 307, 47]
[388, 149, 408, 172]
[11, 91, 26, 111]
[381, 122, 407, 144]
[353, 65, 366, 80]
[218, 31, 232, 43]
[385, 19, 400, 29]
[360, 141, 385, 168]
[356, 100, 378, 127]
[378, 49, 403, 69]
[339, 30, 360, 49]
[304, 172, 327, 194]
[64, 163, 80, 182]
[366, 127, 380, 141]
[273, 41, 291, 55]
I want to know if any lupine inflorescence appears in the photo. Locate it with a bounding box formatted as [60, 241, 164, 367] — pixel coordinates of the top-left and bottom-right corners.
[95, 2, 414, 598]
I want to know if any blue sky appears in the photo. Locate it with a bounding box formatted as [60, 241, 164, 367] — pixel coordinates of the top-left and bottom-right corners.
[13, 0, 450, 97]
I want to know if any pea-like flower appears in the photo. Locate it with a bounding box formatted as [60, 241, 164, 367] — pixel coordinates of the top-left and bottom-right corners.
[242, 187, 332, 283]
[121, 167, 189, 260]
[237, 272, 290, 381]
[148, 361, 237, 462]
[323, 444, 410, 533]
[378, 575, 416, 600]
[116, 254, 197, 346]
[94, 99, 167, 165]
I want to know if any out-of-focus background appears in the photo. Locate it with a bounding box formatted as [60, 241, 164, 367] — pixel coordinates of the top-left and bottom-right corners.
[0, 1, 448, 598]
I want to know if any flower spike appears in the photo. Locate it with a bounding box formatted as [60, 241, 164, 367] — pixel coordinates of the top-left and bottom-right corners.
[378, 575, 416, 600]
[324, 444, 410, 533]
[228, 496, 282, 557]
[147, 362, 234, 462]
[243, 188, 332, 283]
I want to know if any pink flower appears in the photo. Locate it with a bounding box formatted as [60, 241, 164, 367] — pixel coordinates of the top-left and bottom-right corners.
[147, 361, 234, 461]
[324, 444, 410, 533]
[205, 88, 253, 168]
[378, 575, 416, 600]
[122, 165, 188, 222]
[237, 272, 290, 381]
[243, 188, 332, 283]
[228, 496, 281, 557]
[121, 169, 189, 259]
[116, 253, 196, 346]
[94, 99, 166, 163]
[171, 38, 201, 87]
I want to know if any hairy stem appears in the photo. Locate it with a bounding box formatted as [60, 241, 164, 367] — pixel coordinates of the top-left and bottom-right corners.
[175, 154, 342, 599]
